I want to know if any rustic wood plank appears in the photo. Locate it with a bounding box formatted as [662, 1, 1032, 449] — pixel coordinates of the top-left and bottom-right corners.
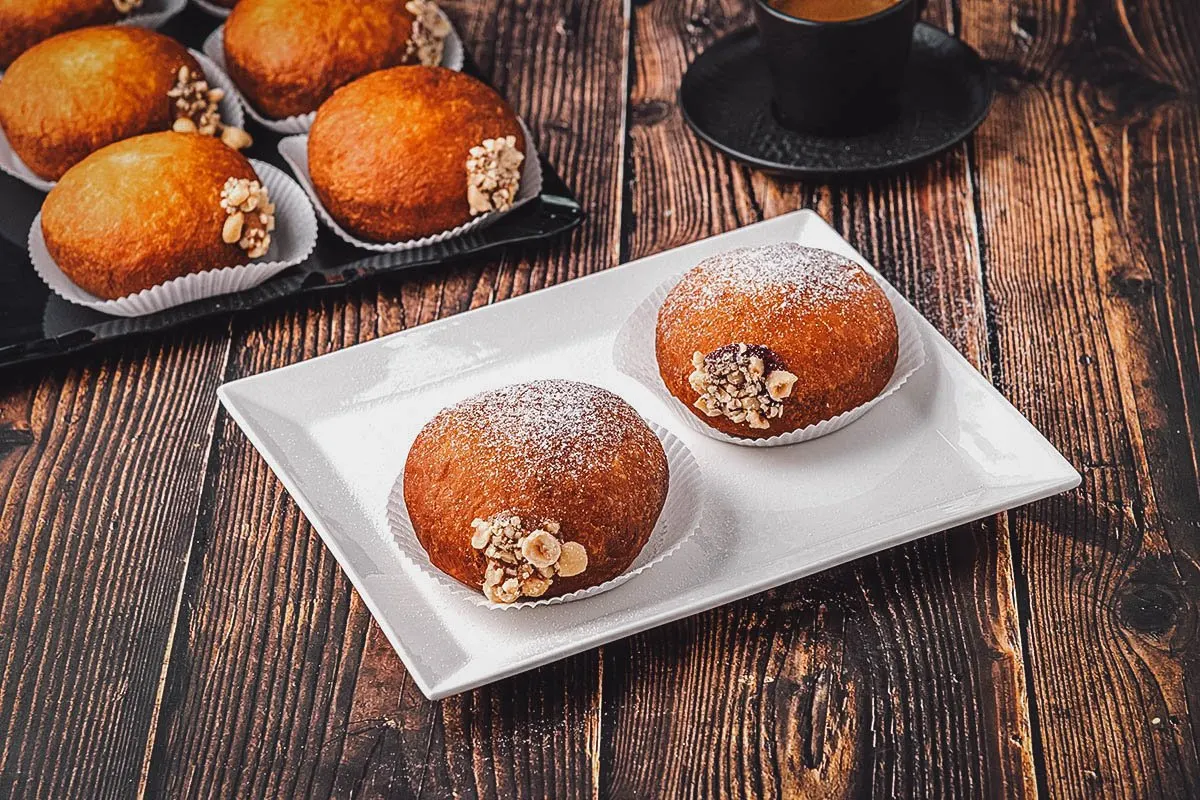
[0, 330, 231, 799]
[146, 291, 386, 800]
[601, 0, 1037, 796]
[145, 0, 629, 796]
[962, 0, 1200, 795]
[9, 0, 1198, 796]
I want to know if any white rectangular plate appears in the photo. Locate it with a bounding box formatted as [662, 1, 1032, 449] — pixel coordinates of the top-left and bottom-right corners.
[218, 210, 1080, 699]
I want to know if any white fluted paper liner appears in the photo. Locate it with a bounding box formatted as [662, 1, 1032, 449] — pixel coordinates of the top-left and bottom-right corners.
[278, 118, 542, 252]
[203, 17, 465, 135]
[0, 129, 54, 192]
[191, 0, 233, 18]
[117, 0, 187, 28]
[387, 422, 704, 610]
[0, 49, 243, 192]
[613, 265, 928, 447]
[28, 159, 317, 317]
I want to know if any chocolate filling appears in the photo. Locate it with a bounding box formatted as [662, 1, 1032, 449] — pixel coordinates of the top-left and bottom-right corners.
[470, 512, 588, 603]
[688, 343, 798, 430]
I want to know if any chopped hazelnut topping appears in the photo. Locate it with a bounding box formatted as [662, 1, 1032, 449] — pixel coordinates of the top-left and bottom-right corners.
[168, 65, 252, 150]
[556, 541, 589, 577]
[113, 0, 142, 13]
[219, 177, 275, 259]
[466, 135, 524, 216]
[766, 369, 798, 401]
[405, 0, 452, 66]
[220, 127, 253, 150]
[520, 530, 562, 568]
[470, 512, 589, 603]
[689, 344, 798, 430]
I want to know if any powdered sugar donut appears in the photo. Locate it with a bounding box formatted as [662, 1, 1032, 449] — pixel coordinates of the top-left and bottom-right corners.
[655, 243, 899, 440]
[402, 380, 669, 604]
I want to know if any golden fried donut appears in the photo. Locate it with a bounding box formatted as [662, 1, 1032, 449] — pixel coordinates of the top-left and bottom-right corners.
[223, 0, 451, 118]
[308, 66, 526, 242]
[0, 0, 143, 68]
[42, 132, 277, 299]
[0, 27, 250, 181]
[656, 243, 899, 439]
[403, 380, 669, 604]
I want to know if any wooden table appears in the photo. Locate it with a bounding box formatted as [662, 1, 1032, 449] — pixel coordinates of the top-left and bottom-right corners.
[2, 0, 1198, 796]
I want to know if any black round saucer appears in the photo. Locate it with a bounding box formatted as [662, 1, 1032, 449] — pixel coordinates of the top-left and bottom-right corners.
[680, 23, 994, 176]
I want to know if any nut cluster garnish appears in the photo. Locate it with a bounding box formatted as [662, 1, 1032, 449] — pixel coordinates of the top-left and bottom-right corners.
[405, 0, 452, 66]
[168, 65, 253, 151]
[470, 512, 588, 604]
[113, 0, 143, 13]
[466, 135, 524, 216]
[219, 177, 275, 259]
[689, 344, 798, 430]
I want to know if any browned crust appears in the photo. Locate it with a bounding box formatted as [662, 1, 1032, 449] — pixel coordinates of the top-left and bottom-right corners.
[308, 66, 525, 242]
[223, 0, 418, 119]
[655, 250, 900, 439]
[0, 0, 121, 68]
[0, 27, 198, 180]
[402, 383, 670, 598]
[41, 132, 257, 299]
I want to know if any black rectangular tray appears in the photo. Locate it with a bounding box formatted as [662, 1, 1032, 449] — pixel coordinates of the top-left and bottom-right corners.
[0, 7, 583, 370]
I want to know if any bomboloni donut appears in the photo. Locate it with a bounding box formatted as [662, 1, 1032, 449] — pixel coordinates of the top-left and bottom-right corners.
[308, 66, 526, 242]
[655, 243, 899, 440]
[403, 380, 669, 604]
[223, 0, 451, 118]
[0, 0, 141, 68]
[0, 27, 251, 181]
[42, 132, 276, 299]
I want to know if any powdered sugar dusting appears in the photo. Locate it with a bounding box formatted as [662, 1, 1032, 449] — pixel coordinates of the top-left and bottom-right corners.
[663, 243, 871, 321]
[424, 379, 662, 478]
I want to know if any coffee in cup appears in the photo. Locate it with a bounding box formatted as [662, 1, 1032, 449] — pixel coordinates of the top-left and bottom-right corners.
[754, 0, 924, 134]
[766, 0, 901, 23]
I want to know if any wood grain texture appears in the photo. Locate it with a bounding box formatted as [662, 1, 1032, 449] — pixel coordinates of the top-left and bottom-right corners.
[962, 0, 1200, 795]
[3, 0, 1199, 797]
[601, 0, 1036, 797]
[146, 0, 630, 797]
[147, 292, 386, 800]
[0, 329, 231, 799]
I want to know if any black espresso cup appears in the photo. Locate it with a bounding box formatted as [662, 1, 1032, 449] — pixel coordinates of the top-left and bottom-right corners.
[753, 0, 924, 135]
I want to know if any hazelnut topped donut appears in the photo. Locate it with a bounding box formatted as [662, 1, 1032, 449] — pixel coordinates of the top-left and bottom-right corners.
[223, 0, 452, 119]
[655, 243, 899, 439]
[308, 66, 526, 242]
[0, 0, 143, 68]
[0, 27, 251, 181]
[41, 131, 276, 299]
[403, 380, 669, 604]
